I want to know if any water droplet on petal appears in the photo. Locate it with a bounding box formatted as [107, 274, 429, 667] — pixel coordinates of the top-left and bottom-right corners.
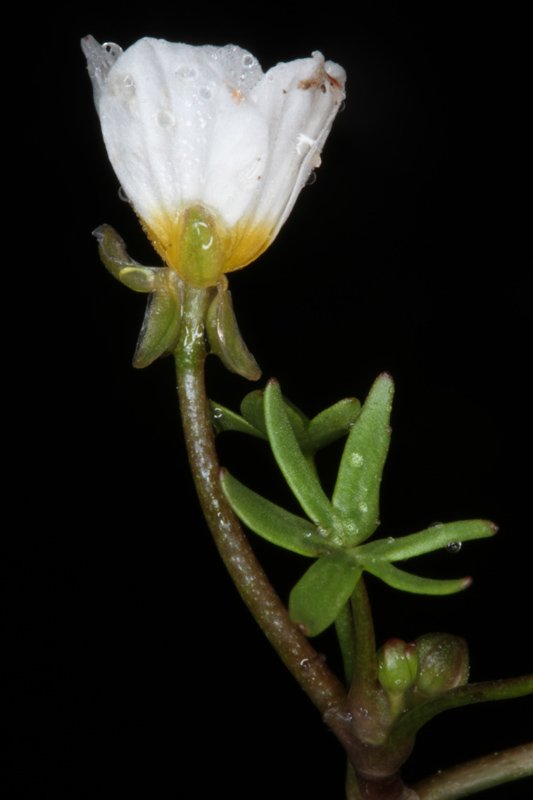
[242, 53, 255, 68]
[118, 186, 129, 202]
[176, 65, 197, 79]
[157, 108, 175, 128]
[102, 42, 123, 60]
[198, 86, 213, 101]
[306, 171, 317, 186]
[446, 541, 463, 553]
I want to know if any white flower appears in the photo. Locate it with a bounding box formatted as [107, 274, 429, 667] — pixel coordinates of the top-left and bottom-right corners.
[82, 36, 346, 287]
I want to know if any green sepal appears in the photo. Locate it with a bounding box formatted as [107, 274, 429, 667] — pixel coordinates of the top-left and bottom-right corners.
[209, 401, 265, 438]
[358, 519, 497, 562]
[264, 380, 334, 528]
[289, 554, 362, 637]
[93, 224, 158, 292]
[360, 559, 471, 595]
[133, 282, 182, 369]
[220, 470, 328, 556]
[332, 373, 394, 542]
[206, 285, 261, 381]
[308, 397, 362, 451]
[179, 205, 224, 287]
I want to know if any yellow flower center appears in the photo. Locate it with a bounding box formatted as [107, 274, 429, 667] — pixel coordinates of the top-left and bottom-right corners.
[142, 205, 274, 288]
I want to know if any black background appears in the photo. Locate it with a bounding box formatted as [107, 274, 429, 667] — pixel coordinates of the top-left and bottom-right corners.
[7, 2, 531, 797]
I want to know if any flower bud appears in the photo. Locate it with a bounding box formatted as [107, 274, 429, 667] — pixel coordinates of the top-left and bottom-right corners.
[377, 638, 419, 695]
[414, 632, 469, 697]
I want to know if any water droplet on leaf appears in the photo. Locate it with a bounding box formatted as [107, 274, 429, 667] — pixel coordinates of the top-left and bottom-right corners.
[446, 541, 462, 553]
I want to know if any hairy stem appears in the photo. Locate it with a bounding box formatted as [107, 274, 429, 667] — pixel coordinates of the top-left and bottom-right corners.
[414, 742, 533, 799]
[174, 285, 349, 737]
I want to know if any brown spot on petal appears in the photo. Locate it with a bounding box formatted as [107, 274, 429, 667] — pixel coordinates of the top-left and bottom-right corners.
[326, 72, 343, 90]
[298, 77, 323, 91]
[229, 86, 245, 103]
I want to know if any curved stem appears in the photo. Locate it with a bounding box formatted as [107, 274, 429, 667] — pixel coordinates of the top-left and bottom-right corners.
[173, 285, 349, 736]
[389, 674, 533, 746]
[414, 742, 533, 799]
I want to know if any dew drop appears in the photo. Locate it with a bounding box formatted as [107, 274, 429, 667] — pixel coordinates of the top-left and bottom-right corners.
[306, 171, 317, 186]
[118, 186, 129, 202]
[339, 100, 346, 112]
[446, 541, 463, 553]
[176, 65, 197, 79]
[242, 53, 255, 68]
[198, 86, 213, 101]
[386, 536, 395, 544]
[157, 108, 175, 128]
[102, 42, 123, 59]
[350, 452, 364, 467]
[212, 407, 223, 420]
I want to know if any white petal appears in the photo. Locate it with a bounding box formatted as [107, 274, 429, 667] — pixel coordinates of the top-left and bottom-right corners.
[249, 52, 346, 241]
[83, 36, 345, 278]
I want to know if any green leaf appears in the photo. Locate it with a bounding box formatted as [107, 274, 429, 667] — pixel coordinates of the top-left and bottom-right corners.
[241, 390, 310, 450]
[264, 380, 334, 528]
[361, 559, 471, 595]
[308, 398, 361, 451]
[209, 401, 265, 438]
[133, 288, 181, 369]
[359, 519, 497, 562]
[240, 390, 267, 436]
[220, 470, 327, 556]
[206, 286, 261, 380]
[332, 373, 394, 542]
[289, 554, 362, 637]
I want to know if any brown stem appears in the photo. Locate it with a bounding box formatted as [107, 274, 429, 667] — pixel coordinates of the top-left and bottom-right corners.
[174, 285, 350, 743]
[414, 742, 533, 799]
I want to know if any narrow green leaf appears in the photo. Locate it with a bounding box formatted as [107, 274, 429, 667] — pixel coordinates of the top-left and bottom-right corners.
[361, 559, 471, 595]
[289, 554, 362, 637]
[264, 380, 334, 528]
[133, 288, 181, 369]
[209, 401, 265, 438]
[240, 390, 267, 435]
[359, 519, 497, 563]
[241, 390, 310, 450]
[220, 470, 327, 556]
[332, 374, 394, 541]
[308, 398, 362, 451]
